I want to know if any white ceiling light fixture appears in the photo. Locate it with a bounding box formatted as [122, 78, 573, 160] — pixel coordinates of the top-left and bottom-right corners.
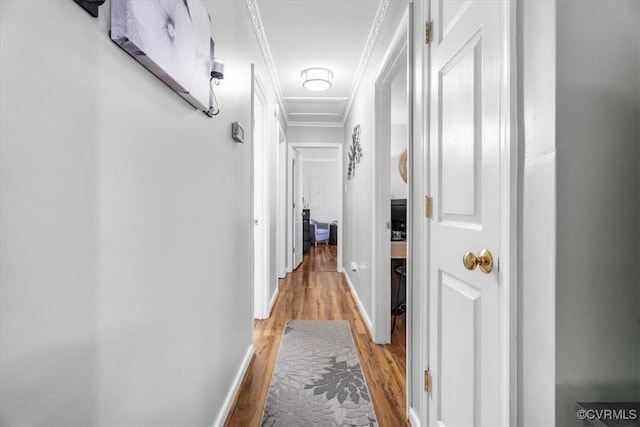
[301, 67, 334, 91]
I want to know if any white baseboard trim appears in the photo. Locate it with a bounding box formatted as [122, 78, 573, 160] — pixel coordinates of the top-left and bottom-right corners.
[342, 271, 373, 337]
[212, 344, 254, 427]
[408, 407, 420, 427]
[269, 287, 279, 314]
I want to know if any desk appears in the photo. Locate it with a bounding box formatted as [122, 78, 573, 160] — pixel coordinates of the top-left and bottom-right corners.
[391, 241, 407, 259]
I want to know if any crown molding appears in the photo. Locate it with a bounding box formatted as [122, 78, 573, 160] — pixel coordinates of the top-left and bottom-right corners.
[246, 0, 289, 125]
[342, 0, 391, 126]
[283, 96, 350, 102]
[246, 0, 391, 129]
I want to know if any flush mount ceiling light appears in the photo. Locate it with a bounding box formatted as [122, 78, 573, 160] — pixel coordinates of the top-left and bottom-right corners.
[301, 67, 334, 91]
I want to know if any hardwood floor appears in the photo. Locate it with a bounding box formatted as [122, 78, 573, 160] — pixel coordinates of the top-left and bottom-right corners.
[224, 244, 409, 427]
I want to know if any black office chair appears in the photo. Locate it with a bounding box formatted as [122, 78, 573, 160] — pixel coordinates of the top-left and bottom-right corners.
[392, 263, 406, 334]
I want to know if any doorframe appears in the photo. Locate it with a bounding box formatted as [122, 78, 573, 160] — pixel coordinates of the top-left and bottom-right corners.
[252, 68, 271, 320]
[372, 9, 410, 345]
[287, 142, 344, 273]
[501, 2, 518, 423]
[416, 1, 430, 424]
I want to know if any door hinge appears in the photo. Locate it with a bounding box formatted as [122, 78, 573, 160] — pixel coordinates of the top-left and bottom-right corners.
[425, 195, 433, 218]
[425, 21, 433, 45]
[424, 368, 431, 392]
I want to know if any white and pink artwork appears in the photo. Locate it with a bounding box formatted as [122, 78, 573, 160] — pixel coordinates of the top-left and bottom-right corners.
[111, 0, 212, 112]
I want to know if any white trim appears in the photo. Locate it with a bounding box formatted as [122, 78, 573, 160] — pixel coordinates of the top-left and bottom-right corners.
[342, 271, 373, 336]
[212, 344, 254, 427]
[408, 407, 421, 427]
[289, 113, 340, 117]
[269, 286, 279, 314]
[342, 0, 393, 126]
[283, 96, 349, 102]
[404, 3, 415, 420]
[417, 1, 431, 425]
[500, 1, 518, 424]
[245, 0, 288, 125]
[287, 121, 344, 128]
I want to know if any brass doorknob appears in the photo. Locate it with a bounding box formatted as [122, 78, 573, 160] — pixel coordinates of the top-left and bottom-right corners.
[463, 249, 493, 274]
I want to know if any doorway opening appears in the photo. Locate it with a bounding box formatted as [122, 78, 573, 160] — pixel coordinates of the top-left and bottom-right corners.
[371, 7, 413, 420]
[372, 9, 411, 348]
[287, 143, 344, 274]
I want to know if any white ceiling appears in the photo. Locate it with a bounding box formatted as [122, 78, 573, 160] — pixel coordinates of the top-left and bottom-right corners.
[250, 0, 390, 127]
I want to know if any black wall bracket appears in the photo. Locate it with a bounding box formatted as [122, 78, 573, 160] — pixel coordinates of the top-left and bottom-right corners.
[74, 0, 106, 18]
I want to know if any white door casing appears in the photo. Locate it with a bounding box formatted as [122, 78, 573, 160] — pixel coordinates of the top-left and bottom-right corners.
[373, 8, 410, 345]
[288, 143, 344, 273]
[427, 1, 516, 426]
[292, 148, 303, 270]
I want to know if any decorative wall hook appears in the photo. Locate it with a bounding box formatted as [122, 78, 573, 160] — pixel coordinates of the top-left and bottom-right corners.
[74, 0, 106, 18]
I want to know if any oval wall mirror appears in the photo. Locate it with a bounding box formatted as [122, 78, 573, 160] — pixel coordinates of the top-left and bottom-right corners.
[399, 149, 408, 183]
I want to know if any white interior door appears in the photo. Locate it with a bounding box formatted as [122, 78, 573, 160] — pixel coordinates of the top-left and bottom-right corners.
[253, 72, 269, 320]
[292, 148, 303, 269]
[428, 1, 512, 425]
[277, 124, 287, 279]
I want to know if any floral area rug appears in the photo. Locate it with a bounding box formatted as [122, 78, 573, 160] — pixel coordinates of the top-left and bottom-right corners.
[260, 320, 378, 427]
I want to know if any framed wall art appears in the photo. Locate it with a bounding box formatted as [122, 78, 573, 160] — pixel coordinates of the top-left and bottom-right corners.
[347, 124, 363, 180]
[111, 0, 212, 112]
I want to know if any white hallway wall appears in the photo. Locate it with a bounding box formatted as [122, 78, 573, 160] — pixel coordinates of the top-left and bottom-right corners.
[301, 150, 340, 224]
[0, 1, 278, 425]
[288, 126, 344, 144]
[518, 1, 640, 426]
[554, 2, 640, 425]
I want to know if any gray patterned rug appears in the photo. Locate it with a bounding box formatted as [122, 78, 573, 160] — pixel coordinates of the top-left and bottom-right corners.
[260, 320, 378, 427]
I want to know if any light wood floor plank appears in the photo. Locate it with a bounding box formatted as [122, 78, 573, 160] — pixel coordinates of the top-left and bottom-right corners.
[224, 245, 408, 427]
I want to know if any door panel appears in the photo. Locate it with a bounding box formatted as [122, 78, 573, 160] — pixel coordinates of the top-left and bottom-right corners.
[440, 35, 481, 224]
[253, 73, 267, 319]
[440, 0, 472, 40]
[439, 273, 480, 426]
[429, 1, 505, 426]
